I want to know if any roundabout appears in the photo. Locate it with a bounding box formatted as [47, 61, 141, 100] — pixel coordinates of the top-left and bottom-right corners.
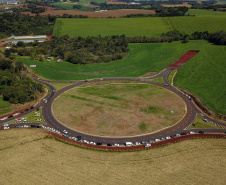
[52, 81, 186, 137]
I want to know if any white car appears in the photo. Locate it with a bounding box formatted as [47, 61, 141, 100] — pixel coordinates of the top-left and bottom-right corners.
[144, 144, 151, 147]
[90, 142, 96, 145]
[83, 140, 89, 144]
[4, 126, 9, 129]
[4, 124, 9, 126]
[24, 125, 29, 127]
[0, 117, 8, 120]
[13, 113, 19, 116]
[176, 134, 181, 137]
[135, 142, 141, 145]
[189, 131, 195, 134]
[114, 143, 120, 147]
[166, 136, 171, 140]
[63, 130, 68, 134]
[155, 139, 160, 142]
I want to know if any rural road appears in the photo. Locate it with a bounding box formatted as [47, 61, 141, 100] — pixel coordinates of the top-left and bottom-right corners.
[30, 67, 226, 145]
[1, 67, 225, 146]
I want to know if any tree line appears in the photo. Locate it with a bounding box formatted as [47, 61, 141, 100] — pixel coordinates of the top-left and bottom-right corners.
[0, 57, 44, 104]
[128, 30, 226, 45]
[6, 35, 129, 65]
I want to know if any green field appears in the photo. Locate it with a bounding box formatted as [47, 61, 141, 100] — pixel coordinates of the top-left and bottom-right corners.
[164, 16, 226, 35]
[54, 17, 170, 37]
[0, 97, 11, 110]
[50, 2, 90, 11]
[17, 42, 184, 80]
[189, 114, 219, 129]
[174, 42, 226, 115]
[54, 15, 226, 37]
[17, 40, 226, 115]
[186, 9, 226, 16]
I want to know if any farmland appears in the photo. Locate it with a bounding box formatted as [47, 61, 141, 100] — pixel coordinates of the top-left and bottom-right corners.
[54, 17, 169, 37]
[0, 129, 225, 184]
[53, 81, 185, 136]
[54, 15, 226, 37]
[17, 40, 226, 115]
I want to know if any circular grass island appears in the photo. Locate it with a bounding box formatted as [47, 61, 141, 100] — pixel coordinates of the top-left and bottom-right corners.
[52, 81, 186, 137]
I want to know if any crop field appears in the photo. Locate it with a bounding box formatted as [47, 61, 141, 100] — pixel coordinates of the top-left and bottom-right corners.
[164, 16, 226, 35]
[54, 14, 226, 37]
[17, 43, 185, 81]
[174, 41, 226, 115]
[54, 17, 169, 37]
[0, 129, 225, 184]
[53, 81, 185, 136]
[186, 9, 226, 16]
[17, 40, 226, 114]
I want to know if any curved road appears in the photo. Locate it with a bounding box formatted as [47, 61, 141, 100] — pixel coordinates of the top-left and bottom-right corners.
[32, 67, 226, 145]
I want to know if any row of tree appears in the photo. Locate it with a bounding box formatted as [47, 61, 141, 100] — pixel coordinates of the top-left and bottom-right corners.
[7, 35, 129, 65]
[128, 30, 226, 45]
[0, 58, 44, 104]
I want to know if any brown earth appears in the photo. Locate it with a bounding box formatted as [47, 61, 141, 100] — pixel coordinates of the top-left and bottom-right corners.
[21, 9, 156, 17]
[0, 129, 225, 185]
[161, 2, 192, 8]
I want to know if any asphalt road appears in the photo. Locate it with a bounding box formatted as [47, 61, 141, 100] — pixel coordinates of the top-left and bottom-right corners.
[1, 67, 225, 145]
[34, 67, 226, 145]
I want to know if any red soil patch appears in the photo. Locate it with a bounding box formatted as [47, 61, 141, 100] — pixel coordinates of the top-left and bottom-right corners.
[21, 9, 155, 18]
[167, 50, 199, 69]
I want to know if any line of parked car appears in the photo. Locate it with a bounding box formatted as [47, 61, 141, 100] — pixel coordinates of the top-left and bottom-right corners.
[0, 106, 35, 121]
[181, 91, 192, 100]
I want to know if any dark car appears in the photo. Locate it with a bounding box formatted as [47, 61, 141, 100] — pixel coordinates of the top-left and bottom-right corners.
[36, 108, 40, 111]
[170, 135, 176, 138]
[31, 125, 37, 128]
[181, 132, 187, 135]
[77, 135, 82, 139]
[25, 109, 29, 112]
[198, 131, 204, 134]
[97, 142, 102, 145]
[107, 143, 112, 146]
[8, 115, 13, 118]
[30, 106, 34, 109]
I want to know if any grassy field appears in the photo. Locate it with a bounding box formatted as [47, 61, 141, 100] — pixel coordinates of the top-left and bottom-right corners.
[174, 41, 226, 115]
[53, 81, 185, 136]
[186, 9, 226, 16]
[17, 43, 185, 81]
[189, 114, 219, 129]
[0, 97, 11, 110]
[17, 40, 226, 114]
[54, 14, 226, 37]
[164, 16, 226, 35]
[0, 129, 225, 184]
[54, 17, 170, 37]
[50, 2, 90, 11]
[3, 108, 45, 125]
